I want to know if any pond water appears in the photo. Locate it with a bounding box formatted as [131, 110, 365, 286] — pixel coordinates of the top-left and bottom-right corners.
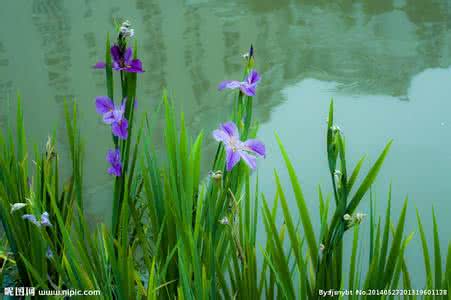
[1, 0, 450, 288]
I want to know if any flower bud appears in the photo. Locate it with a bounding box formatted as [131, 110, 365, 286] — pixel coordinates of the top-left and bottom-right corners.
[219, 217, 229, 225]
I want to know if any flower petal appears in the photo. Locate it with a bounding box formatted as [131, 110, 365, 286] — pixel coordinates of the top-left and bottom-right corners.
[22, 214, 40, 227]
[40, 212, 52, 227]
[246, 70, 261, 85]
[239, 151, 257, 170]
[218, 80, 241, 91]
[240, 84, 256, 96]
[95, 96, 114, 115]
[220, 121, 239, 139]
[112, 119, 129, 140]
[226, 147, 241, 171]
[103, 111, 115, 124]
[212, 129, 230, 143]
[108, 163, 122, 176]
[112, 107, 124, 123]
[244, 139, 266, 157]
[106, 149, 120, 164]
[112, 61, 122, 71]
[127, 59, 144, 73]
[124, 47, 132, 64]
[110, 45, 121, 63]
[93, 61, 106, 69]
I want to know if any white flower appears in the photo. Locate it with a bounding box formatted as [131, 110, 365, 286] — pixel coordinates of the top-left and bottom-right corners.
[343, 214, 352, 221]
[219, 217, 229, 225]
[10, 203, 27, 213]
[320, 244, 325, 252]
[120, 20, 134, 38]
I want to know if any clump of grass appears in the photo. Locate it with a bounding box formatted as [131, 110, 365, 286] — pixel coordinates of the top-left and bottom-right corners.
[0, 21, 450, 300]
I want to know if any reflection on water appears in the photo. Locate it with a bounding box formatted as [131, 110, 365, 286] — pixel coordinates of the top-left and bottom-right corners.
[256, 65, 451, 287]
[0, 0, 450, 240]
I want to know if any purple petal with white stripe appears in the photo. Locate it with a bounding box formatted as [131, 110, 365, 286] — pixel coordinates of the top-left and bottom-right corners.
[22, 214, 41, 227]
[112, 119, 128, 139]
[226, 147, 241, 171]
[246, 70, 261, 85]
[239, 151, 257, 170]
[218, 80, 241, 91]
[244, 139, 266, 157]
[220, 122, 239, 139]
[95, 96, 114, 115]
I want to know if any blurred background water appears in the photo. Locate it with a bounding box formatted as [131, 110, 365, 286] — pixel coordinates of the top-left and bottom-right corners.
[1, 0, 450, 288]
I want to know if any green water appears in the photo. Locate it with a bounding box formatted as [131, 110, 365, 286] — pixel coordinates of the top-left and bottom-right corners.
[1, 0, 450, 287]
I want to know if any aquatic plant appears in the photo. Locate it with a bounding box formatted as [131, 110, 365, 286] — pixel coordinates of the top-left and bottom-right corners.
[0, 20, 450, 300]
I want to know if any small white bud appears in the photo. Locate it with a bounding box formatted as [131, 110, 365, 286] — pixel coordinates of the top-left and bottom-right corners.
[343, 214, 352, 221]
[331, 125, 341, 133]
[219, 217, 229, 225]
[120, 20, 134, 38]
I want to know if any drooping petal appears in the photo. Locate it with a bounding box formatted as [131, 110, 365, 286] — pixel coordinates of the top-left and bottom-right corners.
[239, 151, 257, 170]
[95, 96, 114, 115]
[40, 212, 52, 227]
[226, 147, 241, 171]
[93, 61, 106, 69]
[244, 139, 266, 157]
[246, 70, 261, 85]
[22, 214, 40, 227]
[220, 122, 239, 139]
[112, 119, 129, 139]
[218, 80, 241, 91]
[127, 59, 144, 73]
[106, 149, 122, 177]
[123, 47, 133, 65]
[240, 84, 256, 96]
[108, 163, 122, 176]
[110, 45, 121, 64]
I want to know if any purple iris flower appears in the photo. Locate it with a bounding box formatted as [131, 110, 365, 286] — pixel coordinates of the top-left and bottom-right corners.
[94, 45, 144, 73]
[218, 69, 261, 97]
[22, 214, 40, 227]
[40, 212, 52, 227]
[22, 212, 52, 228]
[106, 149, 122, 177]
[95, 96, 129, 139]
[213, 121, 266, 171]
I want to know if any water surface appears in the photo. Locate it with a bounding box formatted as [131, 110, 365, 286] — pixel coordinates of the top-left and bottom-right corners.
[1, 0, 450, 287]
